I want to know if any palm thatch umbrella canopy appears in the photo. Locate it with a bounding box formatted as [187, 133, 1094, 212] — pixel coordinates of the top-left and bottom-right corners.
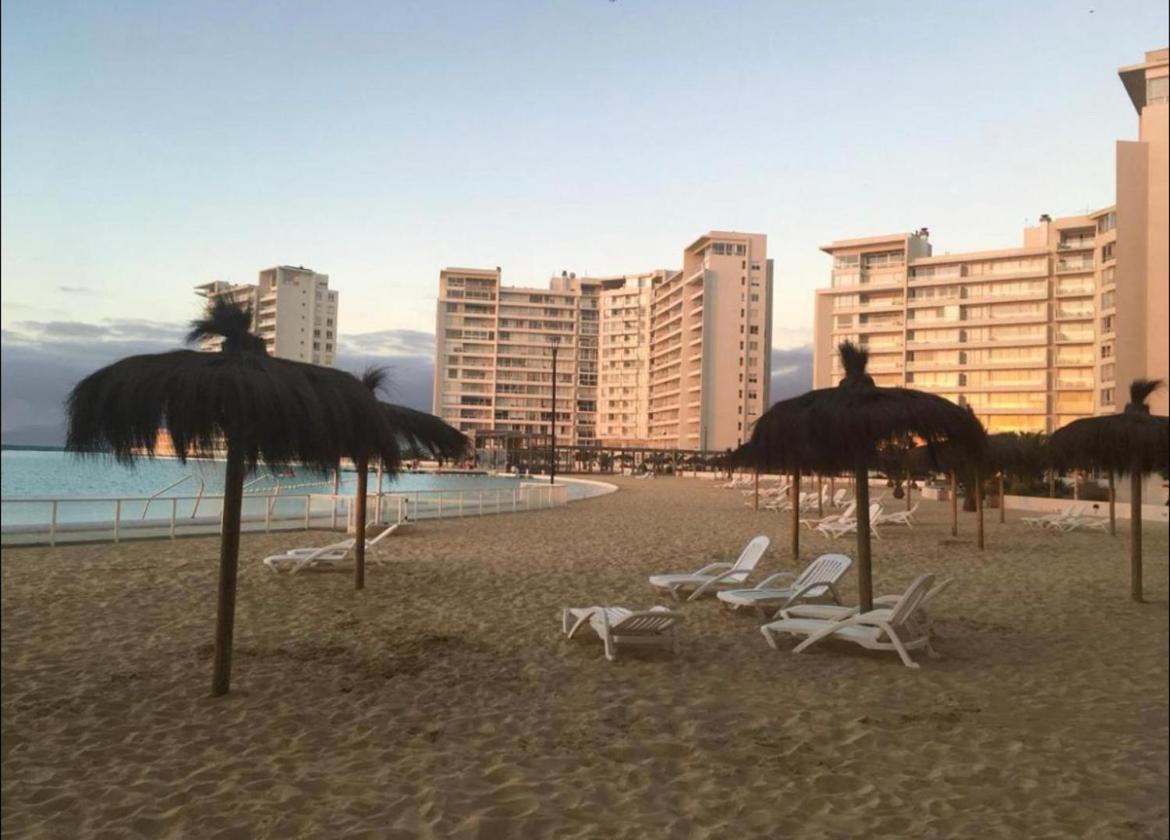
[1048, 379, 1169, 602]
[746, 342, 986, 611]
[353, 367, 468, 589]
[66, 300, 400, 695]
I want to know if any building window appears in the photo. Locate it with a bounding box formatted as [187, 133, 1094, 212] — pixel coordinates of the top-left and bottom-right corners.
[1148, 75, 1169, 105]
[1101, 388, 1115, 406]
[1101, 315, 1114, 332]
[1101, 242, 1115, 262]
[1100, 343, 1113, 359]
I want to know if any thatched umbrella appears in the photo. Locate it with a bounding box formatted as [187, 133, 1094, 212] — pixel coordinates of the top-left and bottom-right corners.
[1048, 379, 1169, 602]
[66, 301, 399, 695]
[355, 368, 468, 589]
[747, 343, 986, 611]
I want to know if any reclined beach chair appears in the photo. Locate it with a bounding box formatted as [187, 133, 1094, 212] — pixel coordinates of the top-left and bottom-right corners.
[561, 606, 684, 661]
[817, 504, 883, 540]
[716, 553, 852, 616]
[648, 535, 770, 601]
[1022, 506, 1080, 529]
[876, 502, 919, 528]
[777, 577, 952, 639]
[801, 502, 856, 531]
[760, 574, 937, 668]
[263, 523, 399, 573]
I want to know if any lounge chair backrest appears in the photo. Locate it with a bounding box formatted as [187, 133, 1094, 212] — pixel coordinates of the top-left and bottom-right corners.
[731, 536, 771, 576]
[832, 489, 847, 506]
[921, 578, 952, 611]
[884, 574, 935, 627]
[838, 501, 857, 521]
[793, 553, 852, 597]
[868, 503, 882, 520]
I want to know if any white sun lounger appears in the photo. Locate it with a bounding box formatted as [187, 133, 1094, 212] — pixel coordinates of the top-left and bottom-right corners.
[876, 502, 919, 528]
[779, 577, 952, 639]
[716, 553, 853, 616]
[801, 501, 856, 531]
[816, 504, 884, 540]
[648, 535, 770, 601]
[263, 523, 399, 573]
[561, 606, 684, 661]
[760, 574, 937, 668]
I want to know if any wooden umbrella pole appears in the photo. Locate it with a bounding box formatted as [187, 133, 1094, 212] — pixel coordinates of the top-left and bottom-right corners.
[854, 465, 873, 612]
[791, 467, 801, 561]
[212, 441, 246, 696]
[355, 457, 369, 590]
[1108, 471, 1116, 537]
[829, 475, 836, 502]
[906, 476, 912, 511]
[1131, 466, 1143, 602]
[949, 471, 958, 537]
[975, 468, 984, 551]
[753, 468, 760, 511]
[998, 472, 1005, 524]
[817, 474, 823, 517]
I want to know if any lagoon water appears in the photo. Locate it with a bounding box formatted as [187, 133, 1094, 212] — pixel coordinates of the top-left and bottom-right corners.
[1, 448, 593, 529]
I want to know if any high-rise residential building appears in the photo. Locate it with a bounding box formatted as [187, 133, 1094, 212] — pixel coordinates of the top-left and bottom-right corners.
[433, 231, 773, 452]
[195, 266, 339, 365]
[1115, 48, 1169, 418]
[812, 48, 1168, 434]
[647, 232, 773, 451]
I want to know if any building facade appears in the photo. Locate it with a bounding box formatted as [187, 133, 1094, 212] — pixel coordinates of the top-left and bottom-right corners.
[813, 48, 1168, 434]
[195, 266, 338, 365]
[433, 231, 773, 452]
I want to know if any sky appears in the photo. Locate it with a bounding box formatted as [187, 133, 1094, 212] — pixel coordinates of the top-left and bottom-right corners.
[2, 0, 1167, 443]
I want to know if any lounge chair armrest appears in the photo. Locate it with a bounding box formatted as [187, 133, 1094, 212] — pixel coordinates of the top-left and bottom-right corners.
[779, 579, 842, 609]
[687, 567, 752, 601]
[754, 572, 797, 589]
[694, 561, 734, 575]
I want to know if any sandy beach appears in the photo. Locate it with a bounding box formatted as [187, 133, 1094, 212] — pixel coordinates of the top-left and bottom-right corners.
[2, 476, 1167, 839]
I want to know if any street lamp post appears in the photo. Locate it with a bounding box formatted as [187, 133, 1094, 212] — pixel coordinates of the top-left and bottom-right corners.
[549, 336, 560, 485]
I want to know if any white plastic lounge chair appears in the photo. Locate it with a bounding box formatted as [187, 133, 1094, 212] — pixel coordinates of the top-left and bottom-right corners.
[831, 489, 848, 508]
[263, 540, 355, 573]
[816, 504, 884, 540]
[648, 535, 770, 601]
[760, 574, 937, 668]
[876, 502, 919, 528]
[779, 578, 952, 639]
[1022, 506, 1080, 529]
[263, 523, 399, 573]
[716, 553, 853, 616]
[561, 606, 684, 661]
[801, 502, 856, 531]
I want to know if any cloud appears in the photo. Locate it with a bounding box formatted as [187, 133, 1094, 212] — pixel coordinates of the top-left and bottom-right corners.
[769, 344, 813, 403]
[341, 329, 435, 356]
[1, 321, 439, 445]
[57, 285, 96, 295]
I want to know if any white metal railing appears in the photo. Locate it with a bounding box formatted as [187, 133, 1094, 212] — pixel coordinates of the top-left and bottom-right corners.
[1, 482, 571, 548]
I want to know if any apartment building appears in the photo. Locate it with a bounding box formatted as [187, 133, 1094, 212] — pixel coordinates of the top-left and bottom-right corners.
[433, 231, 773, 452]
[1115, 48, 1169, 417]
[195, 266, 339, 365]
[647, 232, 773, 451]
[813, 48, 1168, 434]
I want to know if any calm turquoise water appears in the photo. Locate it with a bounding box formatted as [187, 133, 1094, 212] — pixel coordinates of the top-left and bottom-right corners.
[1, 449, 594, 529]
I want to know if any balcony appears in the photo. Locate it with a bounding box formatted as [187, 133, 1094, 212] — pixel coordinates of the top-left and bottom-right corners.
[1055, 259, 1094, 274]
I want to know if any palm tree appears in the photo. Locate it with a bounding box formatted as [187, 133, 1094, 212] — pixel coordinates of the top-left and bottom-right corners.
[355, 367, 468, 589]
[66, 301, 399, 695]
[1048, 379, 1169, 602]
[744, 343, 986, 611]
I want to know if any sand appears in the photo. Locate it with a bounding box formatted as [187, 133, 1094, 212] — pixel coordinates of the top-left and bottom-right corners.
[2, 476, 1168, 839]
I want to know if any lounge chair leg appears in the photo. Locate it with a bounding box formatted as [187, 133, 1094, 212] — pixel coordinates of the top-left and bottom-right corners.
[888, 630, 920, 669]
[760, 626, 781, 651]
[603, 635, 616, 661]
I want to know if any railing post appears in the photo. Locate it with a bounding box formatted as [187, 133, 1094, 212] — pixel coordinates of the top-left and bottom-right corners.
[50, 501, 58, 547]
[114, 500, 122, 543]
[171, 498, 177, 539]
[305, 497, 311, 530]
